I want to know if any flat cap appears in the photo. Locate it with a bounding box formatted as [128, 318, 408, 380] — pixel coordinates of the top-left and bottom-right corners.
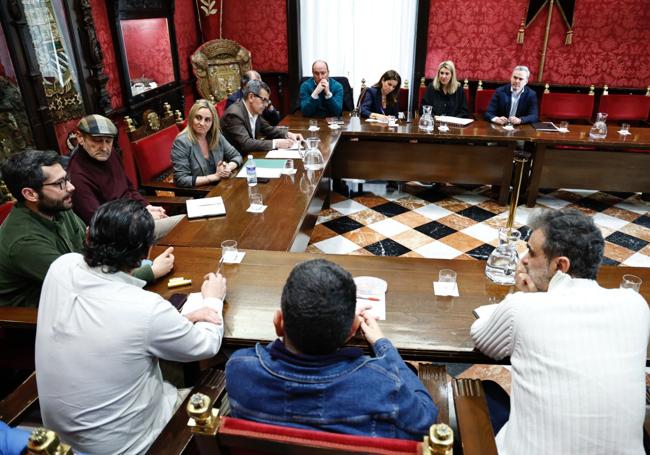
[77, 114, 118, 137]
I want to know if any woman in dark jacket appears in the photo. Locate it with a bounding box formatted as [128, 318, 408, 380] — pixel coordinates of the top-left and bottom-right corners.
[421, 60, 469, 118]
[359, 70, 402, 120]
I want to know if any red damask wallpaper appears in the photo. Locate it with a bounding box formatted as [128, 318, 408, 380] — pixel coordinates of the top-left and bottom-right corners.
[221, 0, 288, 73]
[175, 0, 201, 83]
[121, 19, 175, 87]
[89, 0, 123, 110]
[426, 0, 650, 88]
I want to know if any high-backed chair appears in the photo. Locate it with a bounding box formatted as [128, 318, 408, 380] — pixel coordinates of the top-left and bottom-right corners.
[191, 39, 252, 102]
[0, 371, 38, 426]
[540, 92, 595, 122]
[474, 89, 496, 117]
[452, 378, 499, 455]
[598, 94, 650, 123]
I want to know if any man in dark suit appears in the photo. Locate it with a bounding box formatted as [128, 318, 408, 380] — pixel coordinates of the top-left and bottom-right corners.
[221, 80, 303, 153]
[485, 66, 539, 125]
[225, 70, 281, 126]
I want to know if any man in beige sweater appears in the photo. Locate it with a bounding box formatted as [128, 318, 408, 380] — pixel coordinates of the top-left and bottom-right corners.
[471, 208, 648, 455]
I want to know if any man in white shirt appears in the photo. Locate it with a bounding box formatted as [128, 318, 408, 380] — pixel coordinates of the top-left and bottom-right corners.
[471, 208, 648, 455]
[35, 199, 226, 455]
[221, 80, 303, 153]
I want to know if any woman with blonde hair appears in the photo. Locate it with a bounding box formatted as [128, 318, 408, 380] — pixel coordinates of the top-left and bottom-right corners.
[171, 99, 242, 187]
[421, 60, 469, 118]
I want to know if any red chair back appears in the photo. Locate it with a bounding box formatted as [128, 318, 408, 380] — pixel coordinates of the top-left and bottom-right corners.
[598, 94, 650, 122]
[540, 92, 594, 121]
[131, 124, 179, 183]
[0, 200, 15, 225]
[464, 86, 471, 108]
[474, 89, 495, 115]
[218, 417, 420, 455]
[418, 83, 427, 111]
[216, 99, 228, 118]
[398, 87, 409, 112]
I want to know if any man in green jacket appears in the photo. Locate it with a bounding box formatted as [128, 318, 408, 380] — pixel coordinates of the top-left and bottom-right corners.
[0, 150, 174, 307]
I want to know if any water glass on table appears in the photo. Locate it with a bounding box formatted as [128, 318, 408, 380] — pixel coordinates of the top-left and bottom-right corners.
[249, 193, 263, 211]
[221, 240, 238, 263]
[620, 274, 642, 292]
[283, 159, 294, 174]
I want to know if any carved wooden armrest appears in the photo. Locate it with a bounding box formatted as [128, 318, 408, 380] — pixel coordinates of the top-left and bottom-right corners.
[418, 363, 449, 425]
[452, 378, 498, 455]
[147, 368, 226, 455]
[0, 371, 38, 425]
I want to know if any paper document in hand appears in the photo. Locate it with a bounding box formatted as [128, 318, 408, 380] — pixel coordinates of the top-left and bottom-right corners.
[186, 196, 226, 219]
[356, 294, 386, 320]
[433, 115, 474, 126]
[265, 149, 302, 159]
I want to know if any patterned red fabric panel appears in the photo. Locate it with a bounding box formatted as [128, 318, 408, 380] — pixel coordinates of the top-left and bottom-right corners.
[474, 90, 496, 115]
[597, 95, 650, 122]
[220, 417, 419, 455]
[0, 200, 15, 225]
[174, 0, 201, 81]
[89, 0, 123, 110]
[425, 0, 650, 88]
[540, 93, 595, 120]
[131, 125, 178, 182]
[121, 19, 174, 87]
[222, 0, 288, 72]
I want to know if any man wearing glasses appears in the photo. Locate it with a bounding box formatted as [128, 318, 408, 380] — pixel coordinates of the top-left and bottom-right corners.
[0, 150, 173, 307]
[222, 80, 303, 153]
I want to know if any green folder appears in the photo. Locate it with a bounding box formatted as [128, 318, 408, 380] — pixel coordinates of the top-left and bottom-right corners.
[244, 159, 287, 169]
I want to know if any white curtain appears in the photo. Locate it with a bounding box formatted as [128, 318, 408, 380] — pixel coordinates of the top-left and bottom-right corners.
[300, 0, 418, 105]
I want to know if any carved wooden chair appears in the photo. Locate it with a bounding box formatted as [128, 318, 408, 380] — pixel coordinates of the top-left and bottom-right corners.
[125, 105, 210, 199]
[191, 39, 252, 102]
[452, 378, 499, 455]
[474, 87, 496, 117]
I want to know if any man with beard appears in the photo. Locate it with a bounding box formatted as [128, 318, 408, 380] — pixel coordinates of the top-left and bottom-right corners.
[0, 150, 173, 307]
[471, 208, 648, 455]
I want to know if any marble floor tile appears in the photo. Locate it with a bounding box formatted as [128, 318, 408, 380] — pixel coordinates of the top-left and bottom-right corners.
[330, 199, 367, 216]
[437, 213, 478, 231]
[603, 241, 635, 263]
[392, 229, 437, 251]
[592, 212, 631, 231]
[391, 211, 433, 228]
[436, 198, 473, 213]
[415, 241, 464, 259]
[441, 232, 485, 253]
[414, 204, 454, 221]
[353, 195, 389, 208]
[620, 222, 650, 243]
[312, 235, 361, 255]
[458, 365, 512, 395]
[310, 224, 339, 244]
[602, 206, 642, 222]
[342, 226, 386, 247]
[348, 208, 387, 225]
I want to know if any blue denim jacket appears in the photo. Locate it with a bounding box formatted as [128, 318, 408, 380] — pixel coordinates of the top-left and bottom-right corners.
[225, 338, 438, 440]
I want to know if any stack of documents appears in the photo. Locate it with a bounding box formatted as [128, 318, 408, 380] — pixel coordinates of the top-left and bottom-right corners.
[186, 196, 226, 219]
[434, 115, 474, 126]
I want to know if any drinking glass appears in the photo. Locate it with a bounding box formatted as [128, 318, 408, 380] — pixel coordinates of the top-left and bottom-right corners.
[221, 240, 238, 262]
[438, 269, 457, 282]
[308, 119, 318, 131]
[438, 120, 449, 132]
[387, 115, 397, 127]
[283, 159, 294, 174]
[249, 193, 263, 210]
[559, 121, 569, 132]
[620, 274, 642, 292]
[620, 123, 631, 134]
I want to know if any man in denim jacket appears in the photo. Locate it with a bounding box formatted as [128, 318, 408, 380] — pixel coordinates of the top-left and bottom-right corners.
[225, 259, 438, 440]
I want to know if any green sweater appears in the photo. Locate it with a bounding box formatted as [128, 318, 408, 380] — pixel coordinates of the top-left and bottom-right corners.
[0, 203, 154, 307]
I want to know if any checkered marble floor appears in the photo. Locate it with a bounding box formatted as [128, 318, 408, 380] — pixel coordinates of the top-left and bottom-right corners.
[307, 182, 650, 267]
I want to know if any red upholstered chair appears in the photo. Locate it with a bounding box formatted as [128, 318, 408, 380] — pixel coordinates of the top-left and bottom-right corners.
[0, 200, 15, 224]
[464, 86, 471, 108]
[216, 98, 228, 118]
[474, 89, 495, 116]
[540, 92, 595, 122]
[399, 87, 409, 113]
[598, 94, 650, 122]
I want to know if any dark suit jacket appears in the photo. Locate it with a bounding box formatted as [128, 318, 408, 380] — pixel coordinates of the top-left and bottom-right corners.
[359, 87, 399, 118]
[485, 84, 539, 124]
[221, 100, 286, 152]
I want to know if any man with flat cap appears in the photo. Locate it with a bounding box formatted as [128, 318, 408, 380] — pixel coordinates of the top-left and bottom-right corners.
[68, 114, 183, 239]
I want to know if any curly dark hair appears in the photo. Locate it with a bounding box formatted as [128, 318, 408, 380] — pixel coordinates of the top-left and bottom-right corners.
[281, 259, 357, 355]
[0, 149, 62, 202]
[84, 199, 154, 274]
[528, 208, 604, 280]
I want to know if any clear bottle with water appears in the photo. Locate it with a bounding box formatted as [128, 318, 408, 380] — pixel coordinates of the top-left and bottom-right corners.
[485, 228, 521, 285]
[246, 155, 257, 187]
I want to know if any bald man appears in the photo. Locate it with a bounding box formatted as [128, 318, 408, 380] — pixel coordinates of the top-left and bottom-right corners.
[299, 60, 343, 117]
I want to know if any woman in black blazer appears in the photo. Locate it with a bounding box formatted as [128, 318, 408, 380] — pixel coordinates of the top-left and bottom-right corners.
[359, 70, 402, 120]
[422, 60, 469, 118]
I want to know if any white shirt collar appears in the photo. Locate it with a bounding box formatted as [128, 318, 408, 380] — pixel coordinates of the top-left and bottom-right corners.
[547, 270, 599, 291]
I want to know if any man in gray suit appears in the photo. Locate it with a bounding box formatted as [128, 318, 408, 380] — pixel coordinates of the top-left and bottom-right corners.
[221, 80, 303, 153]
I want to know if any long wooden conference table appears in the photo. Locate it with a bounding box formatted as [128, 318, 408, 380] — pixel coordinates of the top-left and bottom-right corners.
[150, 114, 650, 363]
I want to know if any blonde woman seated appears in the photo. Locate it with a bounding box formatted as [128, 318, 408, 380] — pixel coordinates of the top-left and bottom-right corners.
[359, 70, 402, 121]
[421, 60, 469, 118]
[172, 99, 243, 187]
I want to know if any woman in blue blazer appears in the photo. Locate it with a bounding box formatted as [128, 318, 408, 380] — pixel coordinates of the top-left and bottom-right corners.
[359, 70, 402, 120]
[171, 99, 243, 187]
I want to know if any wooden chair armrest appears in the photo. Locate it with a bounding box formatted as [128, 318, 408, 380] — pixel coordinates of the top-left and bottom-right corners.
[452, 378, 498, 455]
[140, 180, 213, 198]
[144, 195, 192, 206]
[418, 364, 449, 424]
[0, 371, 38, 425]
[146, 368, 226, 455]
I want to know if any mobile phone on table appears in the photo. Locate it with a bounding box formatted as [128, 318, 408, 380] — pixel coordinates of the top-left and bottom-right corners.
[169, 293, 188, 311]
[258, 177, 270, 184]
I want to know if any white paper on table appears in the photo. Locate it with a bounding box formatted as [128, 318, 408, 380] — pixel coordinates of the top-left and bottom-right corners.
[281, 168, 297, 175]
[433, 281, 459, 297]
[502, 124, 515, 131]
[236, 167, 283, 179]
[307, 126, 320, 132]
[434, 115, 474, 126]
[365, 118, 380, 123]
[223, 251, 246, 264]
[557, 127, 569, 133]
[437, 125, 450, 132]
[265, 149, 302, 159]
[472, 303, 498, 320]
[186, 196, 225, 219]
[246, 204, 267, 213]
[329, 123, 341, 130]
[356, 294, 386, 320]
[181, 292, 224, 316]
[618, 130, 631, 136]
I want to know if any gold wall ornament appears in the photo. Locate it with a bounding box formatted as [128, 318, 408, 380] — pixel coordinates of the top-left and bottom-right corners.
[463, 78, 469, 89]
[603, 85, 609, 96]
[191, 39, 252, 102]
[163, 102, 173, 118]
[404, 79, 409, 90]
[544, 83, 550, 93]
[477, 80, 484, 90]
[589, 84, 595, 95]
[646, 86, 650, 96]
[146, 111, 161, 131]
[516, 17, 526, 44]
[200, 0, 218, 16]
[124, 116, 136, 133]
[420, 77, 426, 87]
[174, 110, 184, 122]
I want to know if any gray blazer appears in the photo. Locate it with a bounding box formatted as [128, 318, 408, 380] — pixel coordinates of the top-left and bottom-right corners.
[171, 131, 243, 187]
[221, 100, 286, 152]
